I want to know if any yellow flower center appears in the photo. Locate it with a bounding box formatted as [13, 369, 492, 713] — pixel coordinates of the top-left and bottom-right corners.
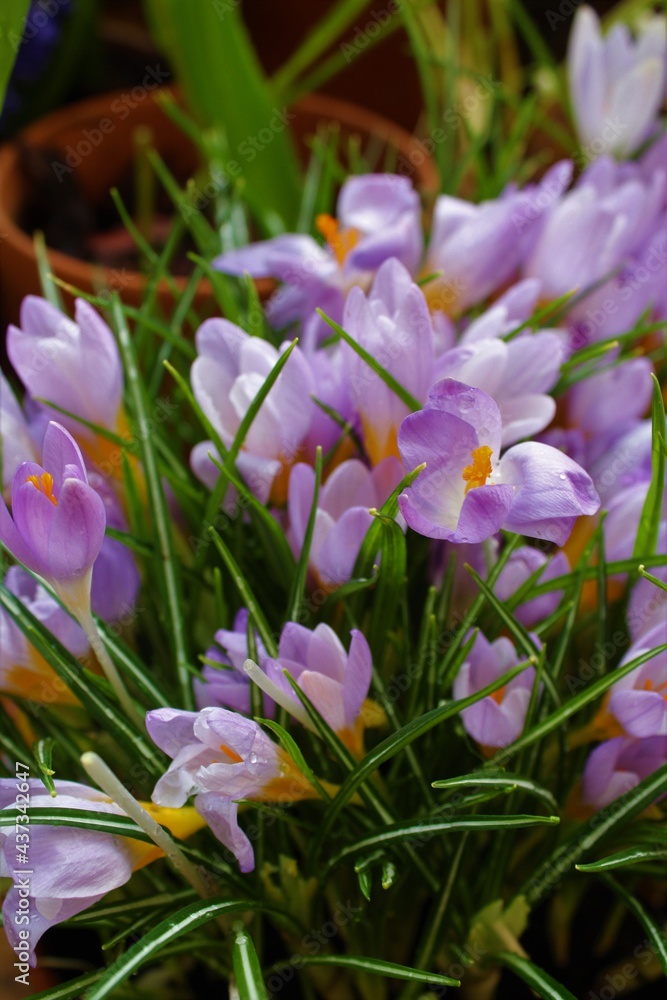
[316, 213, 360, 266]
[25, 471, 58, 506]
[462, 446, 493, 494]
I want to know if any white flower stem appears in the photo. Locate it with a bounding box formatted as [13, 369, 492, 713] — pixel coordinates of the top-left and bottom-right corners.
[80, 751, 209, 898]
[243, 658, 314, 731]
[77, 607, 144, 729]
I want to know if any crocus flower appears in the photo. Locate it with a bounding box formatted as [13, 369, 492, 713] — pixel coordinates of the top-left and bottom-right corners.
[582, 735, 667, 810]
[262, 623, 379, 755]
[86, 470, 141, 624]
[147, 707, 318, 872]
[397, 379, 599, 545]
[435, 331, 566, 446]
[606, 623, 667, 738]
[568, 5, 666, 159]
[6, 298, 126, 467]
[628, 534, 667, 641]
[453, 631, 537, 749]
[523, 155, 666, 345]
[1, 374, 39, 498]
[0, 421, 106, 617]
[342, 258, 435, 464]
[287, 457, 403, 589]
[189, 318, 314, 504]
[195, 609, 273, 715]
[0, 567, 87, 704]
[425, 163, 572, 316]
[213, 174, 423, 349]
[494, 546, 570, 629]
[0, 779, 205, 965]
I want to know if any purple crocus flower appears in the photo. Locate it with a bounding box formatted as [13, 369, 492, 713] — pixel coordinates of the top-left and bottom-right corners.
[453, 631, 537, 749]
[397, 379, 599, 545]
[147, 707, 318, 872]
[213, 174, 422, 349]
[568, 6, 666, 159]
[494, 546, 570, 629]
[195, 609, 273, 716]
[607, 622, 667, 738]
[7, 297, 124, 442]
[582, 735, 667, 810]
[1, 374, 39, 497]
[0, 421, 106, 617]
[628, 531, 667, 641]
[523, 154, 666, 346]
[342, 259, 435, 464]
[287, 457, 403, 589]
[0, 567, 88, 704]
[425, 162, 572, 316]
[85, 470, 141, 625]
[262, 624, 377, 755]
[435, 331, 566, 446]
[190, 318, 314, 505]
[0, 779, 204, 965]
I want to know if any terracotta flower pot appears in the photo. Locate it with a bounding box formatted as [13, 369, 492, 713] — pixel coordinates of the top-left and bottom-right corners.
[0, 88, 438, 329]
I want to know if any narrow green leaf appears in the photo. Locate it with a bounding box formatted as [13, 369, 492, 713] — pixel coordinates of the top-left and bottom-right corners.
[576, 846, 667, 872]
[113, 297, 194, 709]
[207, 527, 278, 656]
[432, 772, 558, 814]
[317, 310, 422, 412]
[233, 927, 268, 1000]
[495, 952, 577, 1000]
[83, 898, 298, 1000]
[325, 814, 559, 876]
[633, 374, 666, 560]
[271, 954, 460, 988]
[27, 973, 103, 1000]
[600, 874, 667, 974]
[0, 808, 151, 841]
[0, 0, 30, 112]
[32, 738, 56, 796]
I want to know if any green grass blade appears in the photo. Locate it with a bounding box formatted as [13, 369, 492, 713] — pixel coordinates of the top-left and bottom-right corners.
[271, 954, 460, 988]
[432, 773, 558, 814]
[287, 447, 322, 622]
[0, 808, 151, 841]
[633, 373, 666, 560]
[113, 297, 194, 709]
[317, 310, 422, 412]
[207, 527, 278, 656]
[325, 814, 559, 876]
[233, 927, 268, 1000]
[576, 846, 667, 872]
[600, 875, 667, 974]
[495, 953, 577, 1000]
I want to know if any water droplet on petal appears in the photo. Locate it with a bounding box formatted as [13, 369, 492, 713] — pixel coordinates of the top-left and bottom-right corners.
[559, 473, 567, 480]
[248, 752, 257, 764]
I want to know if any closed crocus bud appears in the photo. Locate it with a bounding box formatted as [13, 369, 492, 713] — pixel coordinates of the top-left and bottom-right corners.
[453, 631, 538, 749]
[0, 779, 204, 966]
[582, 735, 667, 810]
[0, 373, 38, 499]
[263, 623, 381, 755]
[195, 609, 273, 716]
[0, 421, 106, 618]
[568, 6, 666, 159]
[147, 707, 319, 872]
[7, 297, 125, 464]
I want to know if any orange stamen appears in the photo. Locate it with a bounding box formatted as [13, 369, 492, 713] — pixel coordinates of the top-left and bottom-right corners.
[219, 743, 244, 764]
[25, 472, 58, 506]
[462, 446, 493, 494]
[316, 213, 360, 266]
[490, 685, 506, 705]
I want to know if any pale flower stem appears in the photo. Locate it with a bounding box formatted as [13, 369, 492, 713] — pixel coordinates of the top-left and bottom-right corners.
[243, 658, 314, 731]
[77, 607, 144, 729]
[80, 751, 210, 898]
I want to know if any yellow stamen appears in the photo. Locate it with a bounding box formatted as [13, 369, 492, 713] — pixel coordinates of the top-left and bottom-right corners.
[316, 213, 360, 266]
[462, 445, 493, 494]
[25, 471, 58, 506]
